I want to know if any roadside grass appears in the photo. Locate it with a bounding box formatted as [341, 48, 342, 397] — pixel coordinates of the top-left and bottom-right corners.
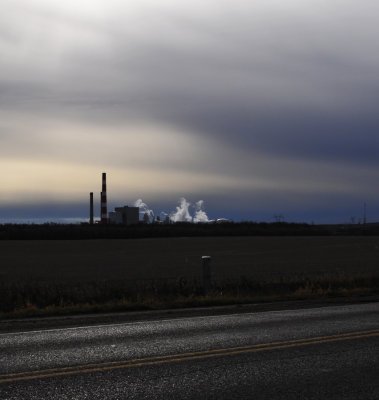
[1, 273, 378, 319]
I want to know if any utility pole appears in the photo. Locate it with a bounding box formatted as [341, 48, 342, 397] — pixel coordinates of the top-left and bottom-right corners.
[363, 202, 367, 225]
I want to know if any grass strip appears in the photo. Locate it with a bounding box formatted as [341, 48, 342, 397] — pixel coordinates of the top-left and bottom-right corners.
[1, 273, 378, 319]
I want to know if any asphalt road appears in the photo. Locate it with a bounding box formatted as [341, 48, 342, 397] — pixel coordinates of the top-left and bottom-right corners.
[1, 302, 378, 399]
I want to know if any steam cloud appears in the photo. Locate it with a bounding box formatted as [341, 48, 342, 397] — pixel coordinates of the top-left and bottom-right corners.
[170, 197, 193, 223]
[134, 199, 155, 223]
[134, 197, 217, 223]
[193, 200, 210, 223]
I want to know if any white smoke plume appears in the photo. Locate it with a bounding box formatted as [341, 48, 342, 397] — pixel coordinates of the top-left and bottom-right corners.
[133, 197, 218, 223]
[134, 199, 154, 223]
[170, 197, 193, 222]
[193, 200, 210, 223]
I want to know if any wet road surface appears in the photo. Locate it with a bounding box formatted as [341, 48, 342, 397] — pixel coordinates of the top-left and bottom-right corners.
[1, 302, 379, 399]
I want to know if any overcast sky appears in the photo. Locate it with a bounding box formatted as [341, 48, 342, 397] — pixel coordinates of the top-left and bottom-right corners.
[1, 0, 379, 223]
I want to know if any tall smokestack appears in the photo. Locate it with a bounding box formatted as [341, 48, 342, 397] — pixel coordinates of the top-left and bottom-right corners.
[101, 172, 107, 224]
[90, 192, 94, 225]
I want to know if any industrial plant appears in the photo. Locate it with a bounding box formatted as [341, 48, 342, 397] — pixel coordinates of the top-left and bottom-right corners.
[89, 172, 218, 225]
[90, 172, 139, 226]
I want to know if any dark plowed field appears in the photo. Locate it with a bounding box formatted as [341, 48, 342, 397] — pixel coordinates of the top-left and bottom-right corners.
[1, 236, 378, 283]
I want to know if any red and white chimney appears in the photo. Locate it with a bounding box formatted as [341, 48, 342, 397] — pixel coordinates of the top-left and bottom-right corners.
[90, 192, 94, 225]
[101, 172, 108, 224]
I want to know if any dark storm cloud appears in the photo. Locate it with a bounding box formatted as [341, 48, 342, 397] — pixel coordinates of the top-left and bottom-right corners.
[3, 1, 379, 167]
[163, 101, 379, 166]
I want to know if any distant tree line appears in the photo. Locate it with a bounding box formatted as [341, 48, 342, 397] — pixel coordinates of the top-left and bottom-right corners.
[1, 221, 379, 240]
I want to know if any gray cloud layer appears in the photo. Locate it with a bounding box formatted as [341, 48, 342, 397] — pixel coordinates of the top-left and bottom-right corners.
[1, 1, 379, 221]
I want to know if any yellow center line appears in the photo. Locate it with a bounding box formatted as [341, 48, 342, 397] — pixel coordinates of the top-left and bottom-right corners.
[3, 328, 378, 378]
[1, 328, 378, 384]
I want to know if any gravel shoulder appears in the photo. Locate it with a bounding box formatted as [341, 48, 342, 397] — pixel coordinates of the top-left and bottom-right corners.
[1, 295, 378, 334]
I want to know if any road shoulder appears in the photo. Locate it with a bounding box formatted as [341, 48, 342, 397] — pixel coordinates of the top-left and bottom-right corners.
[1, 295, 378, 334]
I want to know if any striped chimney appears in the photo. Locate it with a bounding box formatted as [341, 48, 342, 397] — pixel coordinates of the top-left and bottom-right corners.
[101, 172, 108, 224]
[89, 192, 94, 225]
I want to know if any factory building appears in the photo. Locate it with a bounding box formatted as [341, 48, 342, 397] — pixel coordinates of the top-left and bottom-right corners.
[109, 206, 139, 225]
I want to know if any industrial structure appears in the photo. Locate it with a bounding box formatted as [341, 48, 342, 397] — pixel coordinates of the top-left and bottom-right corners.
[109, 206, 139, 225]
[89, 192, 94, 225]
[100, 172, 108, 224]
[89, 172, 140, 225]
